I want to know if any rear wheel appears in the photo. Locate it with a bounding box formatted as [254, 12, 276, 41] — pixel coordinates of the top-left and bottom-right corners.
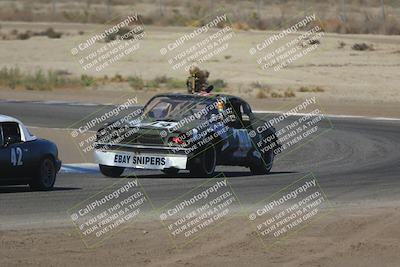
[189, 144, 217, 177]
[99, 165, 125, 178]
[29, 157, 57, 191]
[250, 149, 274, 175]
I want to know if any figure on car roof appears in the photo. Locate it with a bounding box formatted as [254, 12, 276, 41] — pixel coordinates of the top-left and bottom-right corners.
[186, 65, 213, 94]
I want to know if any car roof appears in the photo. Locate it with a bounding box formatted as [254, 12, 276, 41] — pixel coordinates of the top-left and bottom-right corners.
[0, 114, 22, 124]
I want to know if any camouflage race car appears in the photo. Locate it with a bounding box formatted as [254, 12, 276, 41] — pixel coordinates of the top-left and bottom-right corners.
[94, 93, 280, 177]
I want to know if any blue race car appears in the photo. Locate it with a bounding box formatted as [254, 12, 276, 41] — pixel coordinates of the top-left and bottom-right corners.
[0, 115, 61, 190]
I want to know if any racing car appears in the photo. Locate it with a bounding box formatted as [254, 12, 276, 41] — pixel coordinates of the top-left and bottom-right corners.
[94, 93, 280, 177]
[0, 115, 61, 190]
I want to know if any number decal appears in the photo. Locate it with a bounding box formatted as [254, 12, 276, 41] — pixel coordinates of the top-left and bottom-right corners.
[11, 147, 23, 166]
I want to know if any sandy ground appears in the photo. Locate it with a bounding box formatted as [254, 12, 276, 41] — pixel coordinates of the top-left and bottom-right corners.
[1, 21, 400, 267]
[1, 206, 399, 267]
[0, 22, 399, 118]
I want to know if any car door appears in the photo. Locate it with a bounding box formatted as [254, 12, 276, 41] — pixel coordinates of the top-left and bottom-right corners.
[0, 125, 8, 178]
[224, 99, 253, 159]
[0, 122, 28, 179]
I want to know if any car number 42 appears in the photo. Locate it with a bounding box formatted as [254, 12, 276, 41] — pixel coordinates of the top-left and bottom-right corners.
[11, 147, 23, 166]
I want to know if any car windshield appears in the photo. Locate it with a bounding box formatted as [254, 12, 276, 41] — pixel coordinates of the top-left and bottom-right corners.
[142, 96, 218, 120]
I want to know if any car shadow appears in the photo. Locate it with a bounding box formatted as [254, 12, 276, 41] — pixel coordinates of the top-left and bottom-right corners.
[122, 170, 297, 179]
[0, 186, 80, 194]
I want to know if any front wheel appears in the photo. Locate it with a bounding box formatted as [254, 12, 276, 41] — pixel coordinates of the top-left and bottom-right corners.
[99, 165, 125, 178]
[29, 157, 57, 191]
[250, 149, 274, 175]
[188, 144, 217, 177]
[162, 168, 179, 177]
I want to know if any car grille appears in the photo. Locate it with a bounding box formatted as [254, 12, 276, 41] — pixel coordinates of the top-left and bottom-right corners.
[120, 133, 164, 145]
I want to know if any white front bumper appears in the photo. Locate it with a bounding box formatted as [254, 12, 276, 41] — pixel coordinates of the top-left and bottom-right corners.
[94, 150, 187, 170]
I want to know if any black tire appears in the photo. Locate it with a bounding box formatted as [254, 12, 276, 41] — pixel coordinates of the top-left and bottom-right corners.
[189, 144, 217, 177]
[162, 168, 179, 177]
[29, 157, 57, 191]
[250, 148, 274, 175]
[99, 165, 125, 178]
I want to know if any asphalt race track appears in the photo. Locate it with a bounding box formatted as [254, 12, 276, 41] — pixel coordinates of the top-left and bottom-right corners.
[1, 101, 400, 230]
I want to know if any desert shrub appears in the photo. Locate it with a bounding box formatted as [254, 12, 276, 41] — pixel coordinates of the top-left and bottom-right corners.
[298, 86, 325, 92]
[251, 81, 271, 90]
[0, 67, 23, 89]
[352, 43, 374, 51]
[42, 27, 62, 39]
[0, 67, 85, 90]
[80, 74, 96, 87]
[154, 75, 170, 84]
[270, 91, 283, 98]
[146, 79, 161, 88]
[256, 90, 268, 99]
[54, 69, 72, 76]
[211, 79, 227, 89]
[165, 78, 185, 88]
[25, 70, 49, 91]
[47, 70, 68, 88]
[284, 89, 295, 97]
[144, 76, 185, 88]
[17, 31, 31, 40]
[232, 22, 250, 31]
[128, 75, 144, 89]
[111, 73, 125, 82]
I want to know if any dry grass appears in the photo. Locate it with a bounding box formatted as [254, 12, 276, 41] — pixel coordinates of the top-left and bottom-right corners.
[253, 82, 296, 99]
[0, 67, 85, 90]
[256, 88, 296, 99]
[298, 86, 325, 93]
[352, 43, 375, 51]
[0, 27, 63, 40]
[0, 67, 189, 91]
[256, 90, 268, 99]
[284, 89, 296, 97]
[338, 41, 346, 49]
[0, 1, 399, 35]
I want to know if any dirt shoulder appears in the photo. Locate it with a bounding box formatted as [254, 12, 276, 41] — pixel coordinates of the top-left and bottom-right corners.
[1, 205, 399, 267]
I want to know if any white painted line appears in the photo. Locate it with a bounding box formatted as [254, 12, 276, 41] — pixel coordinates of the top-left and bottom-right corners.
[59, 163, 156, 174]
[60, 163, 99, 174]
[253, 110, 400, 121]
